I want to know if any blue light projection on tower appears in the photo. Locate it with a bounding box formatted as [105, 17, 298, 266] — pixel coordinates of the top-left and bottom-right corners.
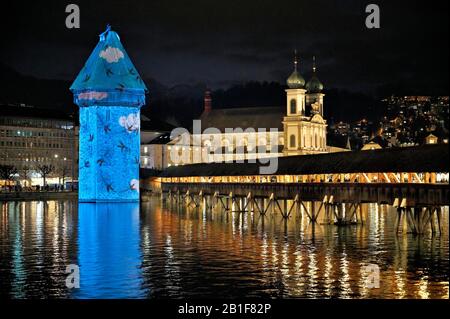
[70, 26, 147, 202]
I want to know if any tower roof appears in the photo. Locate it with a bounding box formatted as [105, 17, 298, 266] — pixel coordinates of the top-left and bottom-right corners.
[287, 70, 305, 89]
[286, 51, 305, 89]
[306, 74, 323, 93]
[70, 25, 147, 93]
[305, 56, 324, 93]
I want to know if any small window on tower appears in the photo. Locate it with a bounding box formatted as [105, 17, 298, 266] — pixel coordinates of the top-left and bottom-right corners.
[290, 135, 296, 148]
[290, 99, 297, 114]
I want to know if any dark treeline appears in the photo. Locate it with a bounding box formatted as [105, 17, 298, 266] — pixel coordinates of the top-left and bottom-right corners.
[1, 63, 429, 129]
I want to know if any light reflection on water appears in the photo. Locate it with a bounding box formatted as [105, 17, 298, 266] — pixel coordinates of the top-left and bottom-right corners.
[0, 198, 448, 299]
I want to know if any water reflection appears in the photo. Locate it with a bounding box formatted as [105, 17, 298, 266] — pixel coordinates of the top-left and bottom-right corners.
[75, 203, 143, 299]
[0, 198, 448, 299]
[0, 201, 77, 298]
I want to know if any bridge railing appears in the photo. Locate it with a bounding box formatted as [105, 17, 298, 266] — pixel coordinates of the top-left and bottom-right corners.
[160, 171, 449, 185]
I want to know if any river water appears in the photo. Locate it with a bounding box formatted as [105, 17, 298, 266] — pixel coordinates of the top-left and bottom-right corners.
[0, 197, 448, 299]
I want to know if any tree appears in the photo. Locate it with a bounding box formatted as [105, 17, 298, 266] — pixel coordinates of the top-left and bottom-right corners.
[20, 165, 33, 187]
[60, 166, 70, 188]
[36, 164, 55, 186]
[0, 165, 18, 181]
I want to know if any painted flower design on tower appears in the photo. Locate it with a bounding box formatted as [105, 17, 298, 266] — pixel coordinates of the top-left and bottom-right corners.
[78, 91, 108, 100]
[130, 179, 139, 191]
[99, 46, 124, 63]
[119, 113, 140, 133]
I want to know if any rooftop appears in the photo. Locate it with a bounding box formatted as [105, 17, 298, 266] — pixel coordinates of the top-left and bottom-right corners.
[160, 144, 449, 177]
[70, 26, 147, 93]
[0, 104, 75, 122]
[141, 115, 176, 132]
[198, 106, 284, 132]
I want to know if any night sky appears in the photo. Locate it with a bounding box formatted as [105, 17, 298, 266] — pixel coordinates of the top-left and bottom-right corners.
[1, 0, 448, 94]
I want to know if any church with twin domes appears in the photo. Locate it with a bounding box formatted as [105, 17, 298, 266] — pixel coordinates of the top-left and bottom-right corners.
[283, 54, 328, 156]
[144, 53, 347, 169]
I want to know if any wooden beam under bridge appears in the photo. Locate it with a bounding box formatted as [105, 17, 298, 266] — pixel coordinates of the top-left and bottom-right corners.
[162, 182, 449, 207]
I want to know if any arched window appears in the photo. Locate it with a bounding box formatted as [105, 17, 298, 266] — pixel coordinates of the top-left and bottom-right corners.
[290, 135, 296, 148]
[290, 99, 297, 114]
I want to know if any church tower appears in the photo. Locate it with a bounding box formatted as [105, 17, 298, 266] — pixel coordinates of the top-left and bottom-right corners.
[283, 53, 328, 155]
[70, 26, 147, 202]
[306, 56, 325, 116]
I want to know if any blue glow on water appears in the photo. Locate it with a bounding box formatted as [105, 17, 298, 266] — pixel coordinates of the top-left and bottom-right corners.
[75, 203, 145, 298]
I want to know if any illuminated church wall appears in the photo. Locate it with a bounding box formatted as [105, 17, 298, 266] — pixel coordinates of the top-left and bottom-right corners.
[71, 26, 147, 202]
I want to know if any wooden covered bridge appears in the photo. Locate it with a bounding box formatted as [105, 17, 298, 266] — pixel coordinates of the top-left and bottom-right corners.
[144, 144, 449, 234]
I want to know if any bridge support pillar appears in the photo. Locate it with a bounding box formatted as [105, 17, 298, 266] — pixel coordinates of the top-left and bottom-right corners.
[335, 203, 344, 225]
[326, 200, 362, 226]
[213, 191, 219, 209]
[300, 201, 317, 223]
[263, 193, 276, 215]
[395, 207, 404, 233]
[436, 206, 443, 234]
[396, 204, 445, 235]
[323, 195, 333, 224]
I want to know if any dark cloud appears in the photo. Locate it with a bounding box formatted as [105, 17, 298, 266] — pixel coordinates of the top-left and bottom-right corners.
[1, 0, 448, 94]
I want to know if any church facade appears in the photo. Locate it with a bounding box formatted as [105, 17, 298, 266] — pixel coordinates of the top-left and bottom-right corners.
[142, 55, 347, 169]
[283, 55, 327, 156]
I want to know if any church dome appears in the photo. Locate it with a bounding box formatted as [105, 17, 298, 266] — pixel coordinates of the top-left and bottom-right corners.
[286, 70, 305, 89]
[286, 51, 305, 89]
[306, 74, 323, 93]
[305, 56, 323, 93]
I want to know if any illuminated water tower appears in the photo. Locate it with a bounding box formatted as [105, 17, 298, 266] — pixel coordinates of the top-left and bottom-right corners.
[70, 26, 147, 202]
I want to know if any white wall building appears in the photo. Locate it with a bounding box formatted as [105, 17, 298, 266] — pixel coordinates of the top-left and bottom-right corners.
[142, 55, 348, 169]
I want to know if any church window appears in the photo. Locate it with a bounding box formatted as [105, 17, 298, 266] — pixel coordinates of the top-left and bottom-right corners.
[290, 99, 297, 114]
[290, 135, 296, 148]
